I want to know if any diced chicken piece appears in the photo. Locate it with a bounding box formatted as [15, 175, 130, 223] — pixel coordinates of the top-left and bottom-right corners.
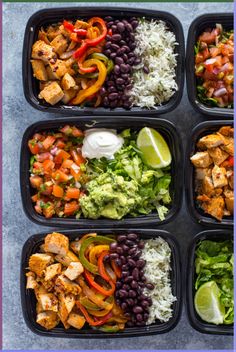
[44, 263, 62, 281]
[39, 81, 64, 105]
[26, 271, 38, 289]
[58, 293, 75, 329]
[32, 40, 56, 63]
[212, 165, 228, 188]
[31, 60, 48, 81]
[36, 301, 44, 314]
[55, 250, 79, 266]
[44, 232, 69, 256]
[46, 66, 59, 80]
[226, 170, 234, 189]
[202, 176, 215, 197]
[50, 34, 68, 56]
[61, 73, 76, 90]
[224, 189, 234, 199]
[64, 262, 84, 281]
[38, 292, 58, 312]
[208, 147, 229, 166]
[195, 168, 212, 180]
[221, 141, 234, 156]
[214, 188, 223, 196]
[49, 59, 70, 79]
[67, 313, 86, 330]
[218, 126, 234, 137]
[47, 26, 63, 40]
[61, 88, 77, 104]
[29, 253, 53, 277]
[225, 197, 234, 214]
[223, 209, 231, 216]
[54, 274, 81, 295]
[34, 285, 48, 300]
[36, 311, 60, 330]
[70, 240, 81, 255]
[202, 196, 225, 221]
[190, 152, 213, 168]
[198, 134, 225, 149]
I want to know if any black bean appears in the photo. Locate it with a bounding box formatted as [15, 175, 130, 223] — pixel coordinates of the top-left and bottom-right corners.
[141, 276, 147, 283]
[110, 52, 116, 59]
[117, 22, 125, 33]
[107, 80, 114, 87]
[126, 298, 134, 306]
[136, 313, 143, 322]
[143, 66, 150, 74]
[122, 53, 128, 62]
[121, 73, 129, 80]
[136, 259, 146, 268]
[106, 35, 112, 41]
[127, 233, 138, 241]
[110, 242, 117, 251]
[115, 57, 124, 65]
[104, 49, 111, 57]
[120, 255, 126, 264]
[120, 40, 126, 46]
[126, 239, 135, 247]
[125, 84, 133, 91]
[141, 300, 149, 308]
[122, 264, 129, 271]
[111, 25, 117, 32]
[128, 52, 135, 58]
[146, 283, 155, 290]
[119, 289, 128, 298]
[147, 297, 153, 306]
[121, 302, 127, 311]
[123, 284, 130, 290]
[117, 235, 126, 243]
[114, 65, 120, 75]
[104, 16, 113, 22]
[143, 313, 149, 321]
[124, 312, 131, 318]
[116, 281, 122, 289]
[103, 254, 110, 262]
[110, 252, 118, 260]
[130, 42, 136, 50]
[103, 96, 109, 106]
[121, 270, 129, 278]
[123, 45, 130, 53]
[122, 244, 130, 253]
[128, 247, 137, 256]
[109, 92, 118, 101]
[138, 241, 145, 249]
[107, 21, 114, 28]
[134, 58, 142, 66]
[116, 78, 125, 85]
[129, 290, 136, 298]
[108, 86, 116, 94]
[99, 87, 106, 96]
[126, 321, 134, 327]
[131, 20, 139, 29]
[133, 306, 143, 314]
[127, 57, 135, 65]
[116, 246, 123, 255]
[111, 43, 120, 51]
[115, 258, 122, 266]
[133, 250, 142, 259]
[131, 280, 138, 289]
[125, 23, 133, 32]
[132, 267, 139, 280]
[112, 34, 122, 42]
[128, 258, 136, 267]
[105, 41, 112, 49]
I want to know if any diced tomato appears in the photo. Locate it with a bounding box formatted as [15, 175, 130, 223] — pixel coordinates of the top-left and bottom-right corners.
[55, 139, 66, 149]
[71, 150, 86, 166]
[64, 201, 79, 216]
[62, 159, 74, 169]
[43, 203, 55, 218]
[42, 136, 56, 150]
[209, 47, 220, 57]
[31, 194, 39, 202]
[40, 184, 53, 196]
[72, 126, 84, 137]
[195, 53, 204, 64]
[199, 29, 218, 44]
[36, 152, 52, 162]
[70, 168, 81, 181]
[52, 185, 64, 198]
[66, 188, 80, 199]
[35, 203, 42, 214]
[42, 159, 55, 173]
[52, 170, 69, 182]
[60, 125, 72, 135]
[54, 150, 71, 164]
[28, 140, 40, 155]
[30, 175, 43, 189]
[202, 48, 210, 60]
[33, 133, 44, 141]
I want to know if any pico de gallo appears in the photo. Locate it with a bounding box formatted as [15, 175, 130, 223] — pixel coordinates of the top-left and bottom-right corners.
[195, 24, 234, 108]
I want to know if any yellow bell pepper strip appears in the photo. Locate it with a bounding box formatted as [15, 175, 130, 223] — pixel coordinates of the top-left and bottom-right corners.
[78, 277, 112, 310]
[87, 307, 112, 317]
[89, 245, 110, 265]
[76, 301, 112, 326]
[71, 59, 107, 105]
[84, 270, 115, 296]
[91, 52, 108, 64]
[79, 296, 101, 311]
[79, 235, 114, 274]
[96, 324, 122, 332]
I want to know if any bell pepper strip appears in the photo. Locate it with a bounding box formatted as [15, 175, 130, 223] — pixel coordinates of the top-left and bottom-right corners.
[79, 235, 114, 274]
[94, 94, 102, 108]
[96, 324, 123, 332]
[107, 59, 114, 75]
[63, 20, 75, 32]
[87, 307, 112, 317]
[77, 72, 98, 79]
[105, 264, 116, 282]
[90, 52, 108, 64]
[70, 33, 82, 43]
[228, 156, 234, 167]
[76, 301, 112, 326]
[79, 296, 101, 311]
[97, 251, 111, 281]
[73, 40, 88, 59]
[84, 270, 115, 296]
[71, 59, 107, 105]
[111, 260, 121, 279]
[86, 17, 107, 46]
[89, 245, 110, 265]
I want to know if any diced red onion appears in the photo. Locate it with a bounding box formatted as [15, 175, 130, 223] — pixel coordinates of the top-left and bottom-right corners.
[205, 58, 217, 65]
[219, 63, 230, 73]
[50, 146, 58, 155]
[75, 181, 81, 188]
[213, 67, 220, 74]
[214, 87, 227, 97]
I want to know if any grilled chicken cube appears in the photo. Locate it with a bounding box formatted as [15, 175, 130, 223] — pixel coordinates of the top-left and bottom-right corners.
[64, 262, 84, 281]
[31, 59, 48, 81]
[36, 311, 60, 330]
[58, 293, 75, 329]
[61, 73, 76, 90]
[190, 151, 212, 168]
[198, 134, 225, 149]
[50, 34, 68, 56]
[44, 263, 62, 281]
[38, 292, 58, 312]
[55, 274, 81, 295]
[55, 250, 79, 266]
[208, 147, 229, 166]
[49, 59, 69, 79]
[67, 313, 86, 330]
[29, 253, 53, 277]
[61, 88, 77, 104]
[195, 168, 212, 180]
[39, 81, 64, 105]
[26, 271, 38, 289]
[218, 126, 234, 137]
[225, 197, 234, 214]
[70, 240, 81, 255]
[203, 196, 225, 221]
[44, 232, 69, 256]
[202, 176, 215, 197]
[32, 40, 56, 63]
[46, 65, 59, 80]
[212, 165, 228, 188]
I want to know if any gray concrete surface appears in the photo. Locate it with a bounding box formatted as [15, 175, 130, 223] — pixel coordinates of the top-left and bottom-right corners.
[2, 2, 234, 350]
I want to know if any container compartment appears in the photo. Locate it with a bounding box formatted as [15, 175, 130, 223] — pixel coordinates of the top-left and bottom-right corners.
[20, 116, 183, 227]
[186, 229, 233, 335]
[22, 6, 184, 116]
[21, 228, 182, 337]
[185, 120, 233, 227]
[186, 13, 233, 118]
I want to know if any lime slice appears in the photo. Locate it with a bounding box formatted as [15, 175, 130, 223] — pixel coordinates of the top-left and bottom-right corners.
[137, 127, 171, 168]
[194, 281, 225, 325]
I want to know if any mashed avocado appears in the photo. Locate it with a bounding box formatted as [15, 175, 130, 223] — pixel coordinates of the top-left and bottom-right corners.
[80, 172, 141, 220]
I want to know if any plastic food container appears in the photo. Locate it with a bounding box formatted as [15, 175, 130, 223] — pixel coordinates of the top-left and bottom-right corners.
[22, 6, 184, 116]
[185, 120, 233, 228]
[186, 13, 233, 118]
[186, 229, 233, 335]
[21, 228, 182, 337]
[20, 116, 183, 228]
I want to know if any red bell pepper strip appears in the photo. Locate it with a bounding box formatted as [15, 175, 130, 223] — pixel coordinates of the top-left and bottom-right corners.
[84, 270, 115, 296]
[74, 28, 87, 36]
[86, 17, 107, 46]
[98, 251, 112, 282]
[73, 40, 88, 59]
[76, 301, 112, 326]
[63, 20, 74, 32]
[228, 156, 234, 167]
[111, 260, 121, 279]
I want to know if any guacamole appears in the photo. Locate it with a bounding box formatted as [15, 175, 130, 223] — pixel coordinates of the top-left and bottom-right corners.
[80, 172, 141, 220]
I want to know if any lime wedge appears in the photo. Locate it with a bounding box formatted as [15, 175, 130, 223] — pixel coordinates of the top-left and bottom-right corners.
[137, 127, 171, 168]
[194, 281, 225, 325]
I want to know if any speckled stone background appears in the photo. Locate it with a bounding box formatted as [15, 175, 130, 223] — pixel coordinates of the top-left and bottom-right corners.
[2, 1, 234, 350]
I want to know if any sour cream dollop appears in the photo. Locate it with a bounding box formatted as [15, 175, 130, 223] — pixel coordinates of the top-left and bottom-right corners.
[82, 129, 124, 159]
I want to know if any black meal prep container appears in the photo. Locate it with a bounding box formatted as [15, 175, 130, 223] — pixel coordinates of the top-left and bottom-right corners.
[20, 116, 183, 228]
[22, 6, 185, 116]
[21, 228, 182, 338]
[186, 229, 233, 335]
[186, 13, 233, 118]
[185, 120, 233, 228]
